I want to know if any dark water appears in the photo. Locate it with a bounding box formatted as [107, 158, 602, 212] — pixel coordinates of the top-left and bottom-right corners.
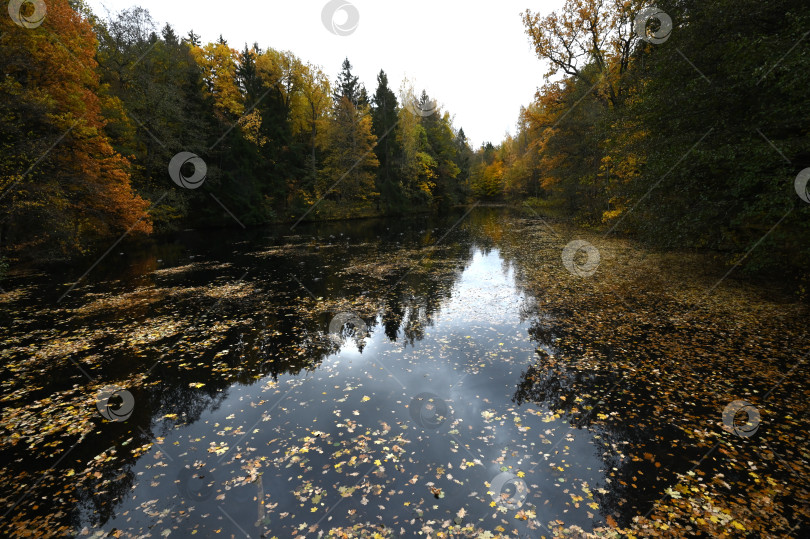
[0, 208, 702, 537]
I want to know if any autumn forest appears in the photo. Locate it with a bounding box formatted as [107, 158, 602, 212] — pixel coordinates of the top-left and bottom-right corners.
[1, 1, 809, 281]
[1, 0, 809, 538]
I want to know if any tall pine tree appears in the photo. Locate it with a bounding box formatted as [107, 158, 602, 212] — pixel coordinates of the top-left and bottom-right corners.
[333, 58, 365, 108]
[371, 70, 403, 211]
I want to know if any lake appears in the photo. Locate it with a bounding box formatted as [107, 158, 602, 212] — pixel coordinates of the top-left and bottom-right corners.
[0, 207, 806, 537]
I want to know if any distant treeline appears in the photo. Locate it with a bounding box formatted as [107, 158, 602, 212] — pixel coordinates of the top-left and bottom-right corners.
[0, 1, 474, 260]
[2, 0, 808, 281]
[479, 0, 810, 279]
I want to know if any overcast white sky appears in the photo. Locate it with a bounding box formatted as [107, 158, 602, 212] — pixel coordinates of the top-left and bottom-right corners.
[86, 0, 563, 147]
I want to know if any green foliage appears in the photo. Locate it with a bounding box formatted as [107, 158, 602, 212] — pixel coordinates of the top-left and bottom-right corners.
[422, 106, 463, 209]
[497, 0, 810, 279]
[333, 58, 366, 108]
[319, 96, 379, 205]
[371, 71, 404, 212]
[1, 3, 476, 260]
[95, 9, 214, 231]
[621, 0, 810, 276]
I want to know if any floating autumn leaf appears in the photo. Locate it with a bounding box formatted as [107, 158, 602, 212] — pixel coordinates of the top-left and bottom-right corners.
[207, 443, 229, 456]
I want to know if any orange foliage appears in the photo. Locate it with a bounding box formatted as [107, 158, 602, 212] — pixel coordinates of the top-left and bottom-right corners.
[1, 0, 151, 249]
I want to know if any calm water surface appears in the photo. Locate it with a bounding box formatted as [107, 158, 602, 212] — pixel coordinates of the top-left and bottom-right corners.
[1, 209, 692, 537]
